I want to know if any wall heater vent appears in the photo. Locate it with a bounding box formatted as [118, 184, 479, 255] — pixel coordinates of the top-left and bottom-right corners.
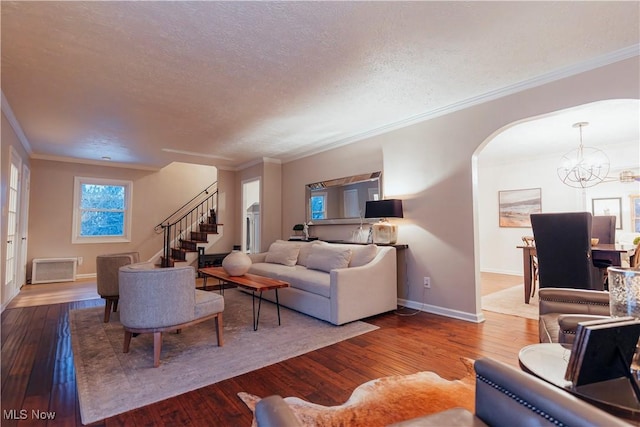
[32, 258, 77, 284]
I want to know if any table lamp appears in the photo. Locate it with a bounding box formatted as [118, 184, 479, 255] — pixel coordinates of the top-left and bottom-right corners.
[365, 199, 403, 244]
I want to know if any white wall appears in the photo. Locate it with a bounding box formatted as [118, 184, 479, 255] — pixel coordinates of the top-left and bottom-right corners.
[478, 140, 639, 275]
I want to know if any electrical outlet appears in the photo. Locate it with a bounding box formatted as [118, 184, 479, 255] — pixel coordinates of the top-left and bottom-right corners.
[77, 257, 83, 266]
[424, 276, 431, 288]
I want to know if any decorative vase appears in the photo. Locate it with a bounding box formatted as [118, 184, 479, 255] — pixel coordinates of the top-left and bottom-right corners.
[222, 250, 251, 276]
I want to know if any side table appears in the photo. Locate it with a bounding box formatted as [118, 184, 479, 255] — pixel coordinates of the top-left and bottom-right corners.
[519, 343, 640, 422]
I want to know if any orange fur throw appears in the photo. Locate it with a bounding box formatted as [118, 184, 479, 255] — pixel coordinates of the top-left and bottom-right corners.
[238, 359, 476, 427]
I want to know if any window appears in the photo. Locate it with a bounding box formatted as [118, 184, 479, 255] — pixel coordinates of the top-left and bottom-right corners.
[72, 177, 132, 243]
[310, 192, 327, 219]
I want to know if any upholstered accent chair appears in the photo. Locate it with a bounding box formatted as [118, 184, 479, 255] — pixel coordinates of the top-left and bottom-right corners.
[96, 252, 140, 322]
[530, 212, 604, 291]
[538, 287, 610, 344]
[119, 263, 224, 367]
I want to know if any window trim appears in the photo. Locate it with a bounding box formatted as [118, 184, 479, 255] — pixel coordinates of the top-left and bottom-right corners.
[310, 191, 327, 220]
[72, 176, 133, 244]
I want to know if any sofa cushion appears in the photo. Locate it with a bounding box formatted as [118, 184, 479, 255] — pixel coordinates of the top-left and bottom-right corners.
[317, 242, 378, 267]
[265, 242, 300, 266]
[349, 244, 378, 267]
[249, 262, 294, 278]
[297, 241, 319, 266]
[194, 289, 225, 318]
[277, 267, 331, 298]
[306, 244, 352, 273]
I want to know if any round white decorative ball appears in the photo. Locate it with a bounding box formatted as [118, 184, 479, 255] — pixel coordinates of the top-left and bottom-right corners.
[222, 251, 252, 276]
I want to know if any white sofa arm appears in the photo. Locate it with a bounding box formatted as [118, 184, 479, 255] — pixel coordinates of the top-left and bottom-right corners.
[330, 246, 397, 325]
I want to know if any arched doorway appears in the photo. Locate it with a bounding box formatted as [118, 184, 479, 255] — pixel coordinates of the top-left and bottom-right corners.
[473, 99, 639, 315]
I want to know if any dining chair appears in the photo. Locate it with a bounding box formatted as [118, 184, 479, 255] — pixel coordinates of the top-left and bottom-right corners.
[632, 240, 640, 268]
[591, 215, 616, 288]
[521, 236, 538, 299]
[530, 212, 604, 291]
[591, 215, 616, 244]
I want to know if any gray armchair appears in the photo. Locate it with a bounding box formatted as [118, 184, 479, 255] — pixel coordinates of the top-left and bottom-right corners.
[254, 358, 628, 427]
[96, 252, 139, 322]
[538, 287, 610, 344]
[119, 263, 224, 367]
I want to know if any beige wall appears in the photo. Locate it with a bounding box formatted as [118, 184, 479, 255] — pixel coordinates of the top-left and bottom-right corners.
[26, 160, 231, 279]
[1, 112, 31, 306]
[282, 57, 640, 322]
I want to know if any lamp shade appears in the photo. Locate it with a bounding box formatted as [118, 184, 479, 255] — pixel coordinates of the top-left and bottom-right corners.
[365, 199, 403, 219]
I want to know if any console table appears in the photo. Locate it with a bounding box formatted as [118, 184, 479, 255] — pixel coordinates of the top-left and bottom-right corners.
[519, 343, 640, 421]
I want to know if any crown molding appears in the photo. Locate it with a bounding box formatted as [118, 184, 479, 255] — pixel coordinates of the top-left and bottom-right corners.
[1, 91, 33, 155]
[30, 153, 160, 171]
[283, 44, 640, 164]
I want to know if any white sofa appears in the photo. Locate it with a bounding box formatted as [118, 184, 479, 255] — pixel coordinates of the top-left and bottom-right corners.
[247, 240, 397, 325]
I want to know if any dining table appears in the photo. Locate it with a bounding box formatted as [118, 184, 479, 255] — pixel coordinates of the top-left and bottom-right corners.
[517, 243, 636, 304]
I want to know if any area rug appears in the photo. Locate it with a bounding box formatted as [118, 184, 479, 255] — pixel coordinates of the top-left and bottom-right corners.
[238, 358, 475, 427]
[70, 288, 378, 424]
[482, 284, 538, 320]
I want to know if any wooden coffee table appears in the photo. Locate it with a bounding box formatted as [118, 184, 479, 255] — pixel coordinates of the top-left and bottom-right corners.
[198, 267, 290, 331]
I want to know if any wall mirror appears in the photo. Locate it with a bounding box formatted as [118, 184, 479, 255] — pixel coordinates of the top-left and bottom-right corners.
[306, 172, 382, 224]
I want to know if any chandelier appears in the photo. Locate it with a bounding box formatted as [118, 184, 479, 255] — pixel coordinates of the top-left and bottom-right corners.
[557, 122, 610, 188]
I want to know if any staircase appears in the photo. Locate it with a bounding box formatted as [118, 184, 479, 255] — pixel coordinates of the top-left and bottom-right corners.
[155, 182, 222, 268]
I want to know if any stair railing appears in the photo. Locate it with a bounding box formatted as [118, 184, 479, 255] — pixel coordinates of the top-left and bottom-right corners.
[155, 181, 218, 267]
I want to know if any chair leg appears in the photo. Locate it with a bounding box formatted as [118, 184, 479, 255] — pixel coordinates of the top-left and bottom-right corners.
[153, 332, 162, 368]
[112, 298, 118, 313]
[123, 331, 133, 353]
[215, 313, 224, 346]
[104, 299, 113, 323]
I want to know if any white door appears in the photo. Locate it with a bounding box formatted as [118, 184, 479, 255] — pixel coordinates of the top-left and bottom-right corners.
[4, 148, 22, 298]
[343, 189, 359, 218]
[241, 179, 261, 253]
[18, 165, 30, 288]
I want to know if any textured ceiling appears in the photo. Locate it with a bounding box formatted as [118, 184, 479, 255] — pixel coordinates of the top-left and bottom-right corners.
[1, 1, 639, 170]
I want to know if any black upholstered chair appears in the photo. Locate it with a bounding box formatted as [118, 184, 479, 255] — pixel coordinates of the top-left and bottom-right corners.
[530, 212, 604, 291]
[591, 215, 616, 286]
[591, 215, 616, 244]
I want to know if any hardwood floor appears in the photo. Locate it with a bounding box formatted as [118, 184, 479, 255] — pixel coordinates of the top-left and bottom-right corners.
[1, 274, 536, 426]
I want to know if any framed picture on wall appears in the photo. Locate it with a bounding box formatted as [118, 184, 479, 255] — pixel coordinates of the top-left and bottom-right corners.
[631, 195, 640, 233]
[592, 197, 622, 229]
[498, 188, 542, 228]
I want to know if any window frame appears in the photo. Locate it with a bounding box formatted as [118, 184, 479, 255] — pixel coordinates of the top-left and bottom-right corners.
[310, 191, 327, 220]
[72, 176, 133, 244]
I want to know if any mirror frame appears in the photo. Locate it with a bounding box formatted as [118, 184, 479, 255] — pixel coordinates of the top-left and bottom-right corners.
[306, 172, 382, 225]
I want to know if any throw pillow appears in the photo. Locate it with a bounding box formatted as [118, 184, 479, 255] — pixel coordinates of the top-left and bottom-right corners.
[297, 241, 320, 266]
[349, 244, 378, 267]
[306, 245, 352, 273]
[265, 242, 300, 266]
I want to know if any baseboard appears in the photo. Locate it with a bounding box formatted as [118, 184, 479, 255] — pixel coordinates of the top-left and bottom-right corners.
[76, 273, 97, 280]
[397, 298, 485, 323]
